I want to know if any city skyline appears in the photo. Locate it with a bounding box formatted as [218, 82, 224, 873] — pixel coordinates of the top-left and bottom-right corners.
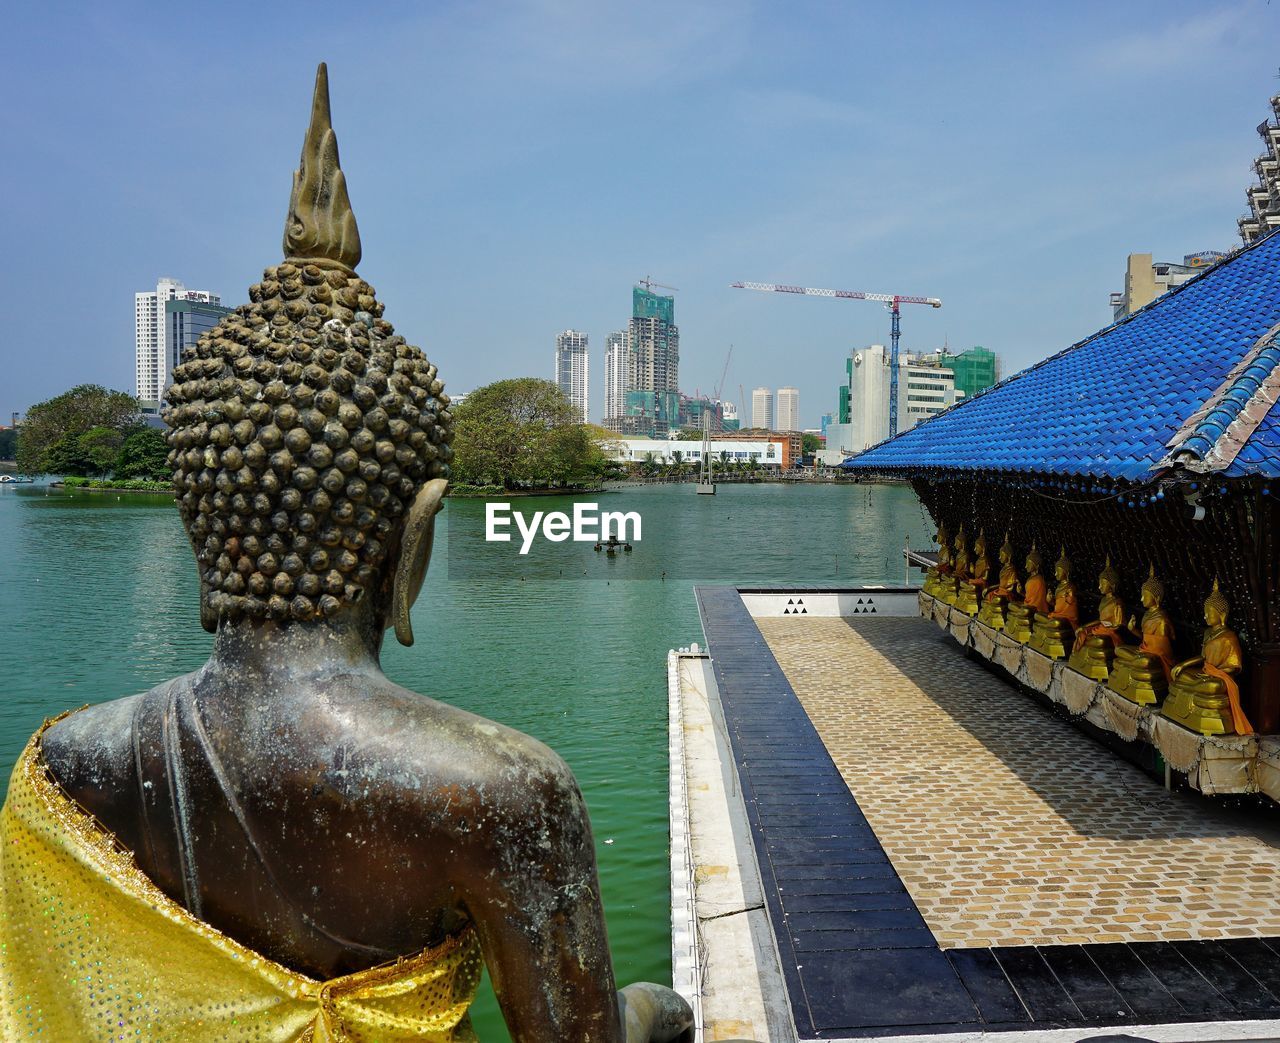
[5, 3, 1280, 429]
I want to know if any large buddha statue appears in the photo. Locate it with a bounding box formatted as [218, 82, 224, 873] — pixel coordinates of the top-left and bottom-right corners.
[954, 529, 993, 615]
[1161, 579, 1253, 737]
[0, 65, 691, 1043]
[921, 522, 951, 598]
[940, 524, 971, 605]
[1005, 543, 1049, 642]
[976, 532, 1020, 631]
[1028, 547, 1079, 659]
[1067, 557, 1127, 680]
[1109, 565, 1176, 705]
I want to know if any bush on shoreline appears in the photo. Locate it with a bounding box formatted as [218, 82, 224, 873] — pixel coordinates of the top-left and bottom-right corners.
[61, 477, 171, 493]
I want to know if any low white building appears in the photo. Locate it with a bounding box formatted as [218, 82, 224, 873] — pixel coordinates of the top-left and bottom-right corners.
[607, 437, 786, 468]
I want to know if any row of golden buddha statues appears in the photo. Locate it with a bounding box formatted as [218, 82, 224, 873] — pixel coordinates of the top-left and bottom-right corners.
[922, 524, 1253, 737]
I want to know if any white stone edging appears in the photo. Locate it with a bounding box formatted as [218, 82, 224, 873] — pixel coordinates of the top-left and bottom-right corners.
[667, 646, 703, 1042]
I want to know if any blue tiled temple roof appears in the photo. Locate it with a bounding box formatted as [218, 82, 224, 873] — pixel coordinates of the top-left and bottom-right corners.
[843, 230, 1280, 481]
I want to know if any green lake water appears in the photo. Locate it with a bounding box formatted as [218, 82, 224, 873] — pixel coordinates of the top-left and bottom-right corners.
[0, 480, 932, 1039]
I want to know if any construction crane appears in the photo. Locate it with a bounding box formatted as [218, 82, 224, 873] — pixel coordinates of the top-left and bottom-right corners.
[732, 281, 941, 438]
[638, 276, 678, 293]
[714, 346, 733, 430]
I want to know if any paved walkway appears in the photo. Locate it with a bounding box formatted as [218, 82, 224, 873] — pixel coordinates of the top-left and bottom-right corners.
[757, 615, 1280, 950]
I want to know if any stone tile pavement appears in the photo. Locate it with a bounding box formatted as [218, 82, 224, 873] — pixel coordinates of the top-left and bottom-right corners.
[757, 615, 1280, 950]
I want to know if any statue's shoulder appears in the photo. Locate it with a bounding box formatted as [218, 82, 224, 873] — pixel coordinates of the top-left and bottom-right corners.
[356, 680, 583, 820]
[41, 676, 195, 809]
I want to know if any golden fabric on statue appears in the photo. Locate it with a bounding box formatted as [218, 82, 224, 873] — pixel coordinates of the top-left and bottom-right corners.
[922, 523, 951, 598]
[1161, 579, 1253, 736]
[1109, 565, 1176, 706]
[1067, 557, 1126, 680]
[955, 530, 993, 615]
[1028, 547, 1079, 659]
[0, 721, 483, 1042]
[977, 533, 1021, 631]
[1006, 544, 1047, 642]
[939, 525, 971, 605]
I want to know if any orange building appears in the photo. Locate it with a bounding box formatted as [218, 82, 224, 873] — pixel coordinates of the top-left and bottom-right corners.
[712, 428, 803, 470]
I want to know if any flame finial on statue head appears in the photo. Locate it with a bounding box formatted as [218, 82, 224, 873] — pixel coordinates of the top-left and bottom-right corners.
[284, 63, 362, 271]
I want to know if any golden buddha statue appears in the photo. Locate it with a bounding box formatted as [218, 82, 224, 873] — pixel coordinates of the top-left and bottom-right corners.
[922, 522, 952, 598]
[1006, 543, 1049, 642]
[976, 532, 1021, 631]
[1109, 565, 1176, 705]
[1028, 547, 1079, 658]
[1161, 579, 1253, 736]
[1067, 557, 1127, 680]
[955, 529, 993, 615]
[940, 525, 971, 605]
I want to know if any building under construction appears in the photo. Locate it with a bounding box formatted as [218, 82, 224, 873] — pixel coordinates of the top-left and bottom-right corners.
[1240, 89, 1280, 244]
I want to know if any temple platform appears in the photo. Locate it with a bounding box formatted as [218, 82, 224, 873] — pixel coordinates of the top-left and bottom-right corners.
[672, 586, 1280, 1041]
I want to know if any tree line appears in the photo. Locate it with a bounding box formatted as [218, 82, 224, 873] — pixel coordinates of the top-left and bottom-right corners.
[15, 385, 169, 482]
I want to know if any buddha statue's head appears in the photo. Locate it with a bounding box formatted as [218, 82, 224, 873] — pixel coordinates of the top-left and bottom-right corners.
[1140, 564, 1164, 610]
[1054, 546, 1071, 582]
[1025, 543, 1042, 576]
[1098, 557, 1119, 596]
[973, 529, 988, 561]
[1204, 578, 1230, 628]
[998, 532, 1013, 566]
[163, 64, 453, 647]
[953, 525, 966, 554]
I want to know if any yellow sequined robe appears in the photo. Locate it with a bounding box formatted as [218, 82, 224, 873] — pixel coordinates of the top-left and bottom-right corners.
[0, 722, 482, 1042]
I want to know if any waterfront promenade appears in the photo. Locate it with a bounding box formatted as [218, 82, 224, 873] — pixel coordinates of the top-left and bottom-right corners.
[676, 586, 1280, 1041]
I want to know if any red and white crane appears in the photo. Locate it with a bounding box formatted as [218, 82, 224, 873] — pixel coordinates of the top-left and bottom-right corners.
[732, 281, 941, 439]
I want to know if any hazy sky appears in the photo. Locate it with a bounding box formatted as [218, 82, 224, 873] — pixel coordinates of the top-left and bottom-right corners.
[3, 1, 1279, 429]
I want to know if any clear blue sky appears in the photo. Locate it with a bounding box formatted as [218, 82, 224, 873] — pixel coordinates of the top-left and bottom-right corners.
[3, 1, 1278, 429]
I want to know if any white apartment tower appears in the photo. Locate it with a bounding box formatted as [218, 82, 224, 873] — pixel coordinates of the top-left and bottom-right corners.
[135, 277, 222, 406]
[775, 386, 800, 431]
[604, 330, 629, 426]
[555, 329, 590, 423]
[751, 387, 774, 430]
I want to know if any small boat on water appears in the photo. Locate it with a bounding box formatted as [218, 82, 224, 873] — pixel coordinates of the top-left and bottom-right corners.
[0, 475, 34, 484]
[594, 537, 633, 555]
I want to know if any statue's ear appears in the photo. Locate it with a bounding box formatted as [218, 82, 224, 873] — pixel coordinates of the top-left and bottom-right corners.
[185, 530, 217, 633]
[390, 478, 448, 646]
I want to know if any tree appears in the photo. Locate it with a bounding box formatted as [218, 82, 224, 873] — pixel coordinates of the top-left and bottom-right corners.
[116, 427, 170, 481]
[80, 426, 125, 477]
[17, 385, 141, 475]
[802, 432, 822, 454]
[42, 434, 96, 477]
[0, 427, 16, 461]
[451, 378, 607, 490]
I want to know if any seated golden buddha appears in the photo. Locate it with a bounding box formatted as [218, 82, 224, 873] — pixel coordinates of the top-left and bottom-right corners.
[1161, 579, 1253, 736]
[0, 65, 692, 1043]
[955, 529, 993, 615]
[939, 525, 971, 605]
[1028, 547, 1079, 659]
[1109, 565, 1176, 705]
[976, 533, 1020, 631]
[1067, 558, 1127, 680]
[1006, 543, 1050, 642]
[921, 522, 952, 598]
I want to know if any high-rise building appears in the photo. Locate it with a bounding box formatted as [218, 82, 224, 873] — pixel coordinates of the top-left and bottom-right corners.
[1239, 90, 1280, 244]
[136, 277, 226, 408]
[554, 329, 589, 423]
[1108, 252, 1223, 320]
[720, 400, 740, 432]
[604, 330, 628, 428]
[751, 387, 773, 430]
[620, 286, 679, 436]
[775, 386, 799, 431]
[947, 346, 1001, 401]
[836, 345, 958, 453]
